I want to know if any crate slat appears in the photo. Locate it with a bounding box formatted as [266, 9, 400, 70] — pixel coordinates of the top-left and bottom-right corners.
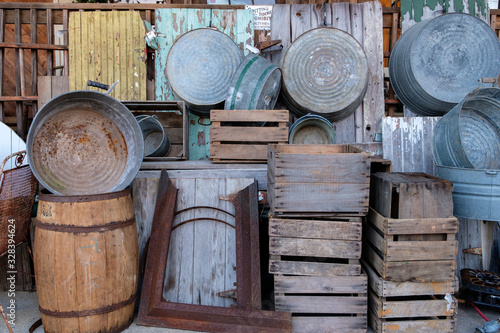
[362, 260, 458, 298]
[275, 295, 367, 314]
[270, 237, 361, 259]
[364, 223, 458, 262]
[211, 126, 288, 142]
[369, 309, 456, 333]
[269, 217, 361, 241]
[210, 109, 289, 122]
[269, 259, 361, 277]
[293, 316, 367, 333]
[368, 290, 457, 319]
[367, 207, 459, 235]
[363, 242, 456, 282]
[274, 275, 367, 294]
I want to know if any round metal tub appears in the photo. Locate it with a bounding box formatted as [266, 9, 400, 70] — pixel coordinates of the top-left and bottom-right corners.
[389, 13, 500, 116]
[225, 53, 281, 110]
[289, 114, 336, 144]
[433, 88, 500, 170]
[436, 165, 500, 221]
[166, 28, 243, 117]
[136, 115, 171, 157]
[27, 90, 144, 196]
[280, 27, 368, 122]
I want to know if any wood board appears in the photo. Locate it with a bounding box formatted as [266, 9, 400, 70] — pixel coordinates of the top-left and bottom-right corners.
[270, 3, 384, 144]
[154, 8, 254, 161]
[68, 11, 146, 100]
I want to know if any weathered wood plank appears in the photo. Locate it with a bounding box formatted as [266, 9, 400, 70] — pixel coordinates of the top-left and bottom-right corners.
[69, 11, 146, 100]
[362, 260, 458, 298]
[364, 223, 458, 262]
[369, 309, 456, 333]
[275, 295, 367, 314]
[274, 275, 367, 294]
[367, 207, 459, 235]
[210, 109, 289, 122]
[210, 144, 269, 161]
[363, 243, 457, 282]
[269, 259, 361, 276]
[270, 237, 361, 259]
[369, 290, 457, 319]
[293, 316, 366, 333]
[211, 127, 288, 142]
[269, 217, 361, 241]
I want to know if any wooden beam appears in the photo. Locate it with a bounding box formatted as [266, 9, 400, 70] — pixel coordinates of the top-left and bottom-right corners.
[31, 9, 38, 116]
[0, 42, 67, 50]
[0, 9, 4, 123]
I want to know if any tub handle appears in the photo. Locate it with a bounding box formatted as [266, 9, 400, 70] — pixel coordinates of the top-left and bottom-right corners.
[485, 170, 498, 175]
[136, 115, 159, 124]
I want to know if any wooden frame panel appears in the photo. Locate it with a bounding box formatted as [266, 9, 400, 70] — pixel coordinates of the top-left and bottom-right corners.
[137, 171, 291, 332]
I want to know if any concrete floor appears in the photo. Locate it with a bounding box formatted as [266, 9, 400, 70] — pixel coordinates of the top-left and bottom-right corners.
[0, 291, 499, 332]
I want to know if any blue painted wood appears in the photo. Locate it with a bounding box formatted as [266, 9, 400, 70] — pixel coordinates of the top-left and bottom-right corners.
[155, 8, 254, 160]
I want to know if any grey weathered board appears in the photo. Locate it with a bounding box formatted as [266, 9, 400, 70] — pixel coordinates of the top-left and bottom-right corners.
[132, 170, 258, 307]
[270, 3, 384, 144]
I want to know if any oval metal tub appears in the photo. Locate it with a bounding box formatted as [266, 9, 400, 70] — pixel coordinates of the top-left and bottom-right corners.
[289, 114, 336, 144]
[433, 87, 500, 170]
[389, 13, 500, 116]
[436, 165, 500, 222]
[166, 28, 243, 117]
[280, 27, 368, 122]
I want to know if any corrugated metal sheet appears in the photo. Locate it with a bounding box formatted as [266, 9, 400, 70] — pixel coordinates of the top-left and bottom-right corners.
[68, 11, 146, 100]
[155, 8, 254, 161]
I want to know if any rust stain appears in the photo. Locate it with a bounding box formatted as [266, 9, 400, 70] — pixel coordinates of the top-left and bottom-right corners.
[385, 324, 400, 330]
[173, 13, 178, 32]
[197, 10, 204, 25]
[382, 308, 393, 316]
[197, 131, 206, 147]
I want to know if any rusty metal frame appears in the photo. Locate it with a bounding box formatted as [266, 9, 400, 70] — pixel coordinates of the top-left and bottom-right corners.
[137, 170, 291, 332]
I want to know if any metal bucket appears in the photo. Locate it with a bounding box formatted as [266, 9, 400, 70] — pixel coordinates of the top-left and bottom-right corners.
[280, 27, 368, 122]
[225, 53, 281, 110]
[166, 28, 243, 117]
[436, 165, 500, 221]
[433, 88, 500, 169]
[26, 90, 144, 196]
[389, 13, 500, 116]
[289, 114, 336, 144]
[135, 115, 170, 157]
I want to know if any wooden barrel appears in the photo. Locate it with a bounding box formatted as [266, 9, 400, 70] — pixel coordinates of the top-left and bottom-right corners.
[33, 189, 138, 333]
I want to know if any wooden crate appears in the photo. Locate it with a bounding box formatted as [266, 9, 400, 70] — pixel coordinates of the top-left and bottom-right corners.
[370, 172, 454, 219]
[274, 274, 368, 333]
[209, 110, 289, 163]
[269, 217, 362, 260]
[369, 310, 456, 333]
[268, 144, 371, 217]
[363, 207, 458, 282]
[124, 101, 188, 161]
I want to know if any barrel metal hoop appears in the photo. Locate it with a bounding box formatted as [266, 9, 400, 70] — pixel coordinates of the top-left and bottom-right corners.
[39, 188, 130, 203]
[34, 218, 135, 233]
[38, 293, 136, 318]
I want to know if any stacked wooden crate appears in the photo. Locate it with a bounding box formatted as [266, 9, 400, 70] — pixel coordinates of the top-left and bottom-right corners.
[364, 172, 459, 333]
[267, 144, 371, 332]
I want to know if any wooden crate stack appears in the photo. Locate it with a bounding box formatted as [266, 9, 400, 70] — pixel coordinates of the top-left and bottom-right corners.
[364, 172, 459, 333]
[267, 144, 371, 332]
[210, 110, 289, 163]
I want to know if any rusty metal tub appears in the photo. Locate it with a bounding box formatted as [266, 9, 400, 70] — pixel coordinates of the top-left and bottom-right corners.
[26, 90, 144, 196]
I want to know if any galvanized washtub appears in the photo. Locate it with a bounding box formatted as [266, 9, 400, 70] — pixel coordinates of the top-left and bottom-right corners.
[166, 28, 243, 116]
[280, 27, 368, 122]
[27, 90, 144, 196]
[289, 114, 336, 144]
[136, 115, 171, 157]
[436, 165, 500, 221]
[433, 88, 500, 170]
[225, 53, 281, 110]
[389, 13, 500, 116]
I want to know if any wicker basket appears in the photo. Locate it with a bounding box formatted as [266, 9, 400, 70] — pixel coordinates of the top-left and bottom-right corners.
[0, 151, 38, 257]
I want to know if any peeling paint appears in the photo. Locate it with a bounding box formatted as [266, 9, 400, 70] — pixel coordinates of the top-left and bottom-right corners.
[401, 0, 487, 22]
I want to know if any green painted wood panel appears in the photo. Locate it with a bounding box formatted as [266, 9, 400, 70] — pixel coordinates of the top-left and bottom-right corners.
[155, 8, 254, 160]
[69, 11, 146, 101]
